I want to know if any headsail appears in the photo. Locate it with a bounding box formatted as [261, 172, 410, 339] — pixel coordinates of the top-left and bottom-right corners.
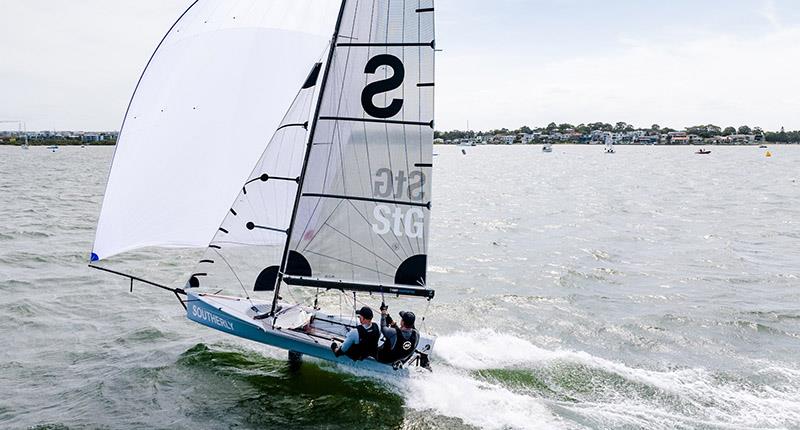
[91, 0, 340, 263]
[281, 0, 436, 298]
[186, 62, 323, 294]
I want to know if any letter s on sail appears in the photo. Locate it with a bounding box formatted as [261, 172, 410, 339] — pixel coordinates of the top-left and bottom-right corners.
[361, 54, 405, 118]
[372, 205, 392, 235]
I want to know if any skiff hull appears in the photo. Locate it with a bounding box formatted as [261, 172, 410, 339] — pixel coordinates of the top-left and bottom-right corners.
[186, 291, 434, 374]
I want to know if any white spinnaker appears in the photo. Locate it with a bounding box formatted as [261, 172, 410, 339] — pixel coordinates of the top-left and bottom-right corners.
[92, 0, 340, 261]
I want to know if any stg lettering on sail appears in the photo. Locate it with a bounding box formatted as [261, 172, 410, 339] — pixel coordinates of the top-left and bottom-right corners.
[373, 168, 424, 201]
[373, 206, 424, 238]
[371, 169, 426, 238]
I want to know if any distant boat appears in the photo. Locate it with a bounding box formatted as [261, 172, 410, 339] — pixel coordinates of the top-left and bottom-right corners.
[696, 148, 711, 155]
[0, 120, 29, 149]
[604, 132, 615, 153]
[759, 145, 767, 149]
[47, 145, 59, 152]
[542, 142, 552, 153]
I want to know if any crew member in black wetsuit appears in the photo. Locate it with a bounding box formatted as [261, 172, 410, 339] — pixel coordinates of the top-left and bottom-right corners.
[330, 306, 380, 361]
[376, 305, 419, 364]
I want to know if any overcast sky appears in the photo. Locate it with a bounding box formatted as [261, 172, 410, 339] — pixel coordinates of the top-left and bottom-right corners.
[1, 0, 799, 131]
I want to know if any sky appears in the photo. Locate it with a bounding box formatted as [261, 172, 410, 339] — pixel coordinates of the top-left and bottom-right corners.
[1, 0, 799, 132]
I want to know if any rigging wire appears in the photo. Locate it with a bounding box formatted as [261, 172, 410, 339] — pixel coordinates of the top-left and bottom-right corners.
[212, 249, 256, 309]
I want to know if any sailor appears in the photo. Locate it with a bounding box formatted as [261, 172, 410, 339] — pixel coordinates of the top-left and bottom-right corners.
[330, 306, 380, 361]
[376, 305, 419, 364]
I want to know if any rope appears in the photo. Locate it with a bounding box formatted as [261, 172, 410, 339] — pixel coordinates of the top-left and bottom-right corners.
[421, 299, 431, 332]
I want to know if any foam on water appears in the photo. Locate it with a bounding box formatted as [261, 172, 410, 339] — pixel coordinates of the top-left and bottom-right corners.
[424, 330, 800, 429]
[405, 367, 569, 430]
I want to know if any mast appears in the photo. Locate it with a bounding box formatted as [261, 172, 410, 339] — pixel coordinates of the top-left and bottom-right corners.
[270, 0, 349, 315]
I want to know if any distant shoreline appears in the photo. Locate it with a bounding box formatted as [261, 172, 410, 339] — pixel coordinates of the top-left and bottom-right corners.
[433, 142, 796, 146]
[0, 141, 115, 146]
[2, 142, 796, 147]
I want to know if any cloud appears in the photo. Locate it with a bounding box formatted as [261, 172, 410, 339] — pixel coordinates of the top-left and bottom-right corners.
[437, 24, 800, 131]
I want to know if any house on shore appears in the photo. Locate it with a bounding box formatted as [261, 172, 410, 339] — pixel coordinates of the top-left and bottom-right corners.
[667, 131, 689, 144]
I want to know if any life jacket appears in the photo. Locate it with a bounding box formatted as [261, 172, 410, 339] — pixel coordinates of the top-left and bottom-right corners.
[377, 327, 418, 364]
[344, 323, 379, 361]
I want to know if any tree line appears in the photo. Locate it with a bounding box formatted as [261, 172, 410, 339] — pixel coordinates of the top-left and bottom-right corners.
[435, 123, 800, 143]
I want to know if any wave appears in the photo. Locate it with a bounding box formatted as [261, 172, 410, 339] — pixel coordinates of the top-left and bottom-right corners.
[175, 343, 406, 429]
[418, 330, 800, 429]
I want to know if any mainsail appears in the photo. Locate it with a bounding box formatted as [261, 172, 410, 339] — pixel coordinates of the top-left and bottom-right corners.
[91, 0, 340, 263]
[280, 0, 436, 299]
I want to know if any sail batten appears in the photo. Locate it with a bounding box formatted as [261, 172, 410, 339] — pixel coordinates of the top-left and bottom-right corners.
[283, 275, 435, 299]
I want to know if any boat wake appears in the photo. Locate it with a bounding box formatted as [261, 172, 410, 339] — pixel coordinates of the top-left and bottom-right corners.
[397, 330, 800, 430]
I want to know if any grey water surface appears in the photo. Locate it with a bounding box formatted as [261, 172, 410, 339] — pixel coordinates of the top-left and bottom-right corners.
[1, 145, 799, 430]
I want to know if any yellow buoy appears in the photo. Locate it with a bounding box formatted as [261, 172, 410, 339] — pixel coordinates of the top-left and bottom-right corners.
[766, 151, 772, 157]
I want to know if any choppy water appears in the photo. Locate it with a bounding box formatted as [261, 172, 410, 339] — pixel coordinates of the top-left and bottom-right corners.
[1, 145, 799, 430]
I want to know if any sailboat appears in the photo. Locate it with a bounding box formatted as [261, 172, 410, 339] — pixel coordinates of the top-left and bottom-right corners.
[604, 132, 615, 153]
[21, 126, 29, 150]
[0, 120, 29, 149]
[90, 0, 437, 373]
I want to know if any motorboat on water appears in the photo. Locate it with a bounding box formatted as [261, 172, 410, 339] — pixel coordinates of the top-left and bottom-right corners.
[696, 148, 711, 154]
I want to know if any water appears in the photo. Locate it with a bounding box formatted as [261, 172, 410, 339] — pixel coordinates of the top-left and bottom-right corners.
[1, 145, 799, 429]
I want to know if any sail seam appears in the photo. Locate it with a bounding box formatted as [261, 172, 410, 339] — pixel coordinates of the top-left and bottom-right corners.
[304, 250, 395, 277]
[344, 199, 406, 261]
[321, 222, 398, 268]
[300, 199, 346, 253]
